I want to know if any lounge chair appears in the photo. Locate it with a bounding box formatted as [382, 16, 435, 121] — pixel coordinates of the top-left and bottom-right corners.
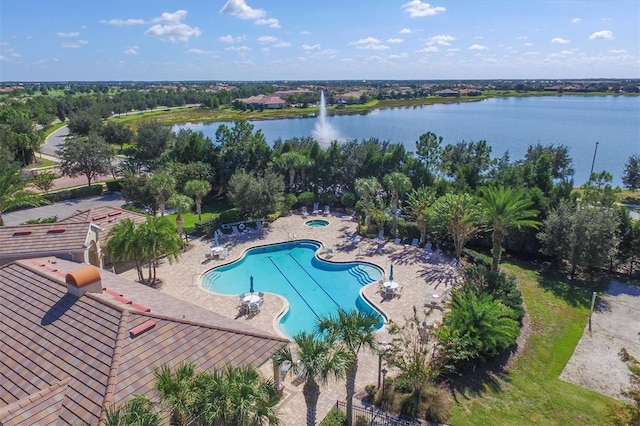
[301, 206, 308, 217]
[394, 238, 402, 245]
[325, 247, 335, 258]
[425, 242, 433, 252]
[312, 203, 320, 215]
[323, 205, 330, 216]
[231, 225, 241, 237]
[433, 248, 443, 261]
[377, 230, 385, 243]
[407, 238, 419, 249]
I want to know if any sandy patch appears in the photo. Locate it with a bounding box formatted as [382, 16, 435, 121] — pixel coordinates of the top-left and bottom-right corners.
[560, 280, 640, 402]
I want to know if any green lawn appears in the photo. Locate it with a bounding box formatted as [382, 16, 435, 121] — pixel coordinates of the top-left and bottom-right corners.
[449, 261, 620, 425]
[164, 199, 231, 233]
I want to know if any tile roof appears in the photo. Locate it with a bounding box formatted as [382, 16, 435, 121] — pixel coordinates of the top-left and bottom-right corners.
[0, 258, 288, 424]
[0, 222, 95, 257]
[59, 206, 147, 245]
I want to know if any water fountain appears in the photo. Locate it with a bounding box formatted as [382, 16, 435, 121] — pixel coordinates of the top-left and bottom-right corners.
[312, 91, 341, 145]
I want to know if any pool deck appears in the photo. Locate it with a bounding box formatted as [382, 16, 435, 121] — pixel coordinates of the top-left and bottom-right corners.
[117, 212, 460, 425]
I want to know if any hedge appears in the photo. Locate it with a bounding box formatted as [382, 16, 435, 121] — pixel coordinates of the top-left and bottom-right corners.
[44, 184, 103, 202]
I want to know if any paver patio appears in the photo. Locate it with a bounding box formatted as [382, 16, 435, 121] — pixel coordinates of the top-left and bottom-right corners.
[117, 212, 460, 425]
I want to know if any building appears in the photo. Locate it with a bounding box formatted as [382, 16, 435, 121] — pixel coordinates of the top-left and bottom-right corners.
[0, 258, 287, 425]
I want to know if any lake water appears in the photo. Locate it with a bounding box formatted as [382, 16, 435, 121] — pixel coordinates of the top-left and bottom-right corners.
[175, 96, 640, 186]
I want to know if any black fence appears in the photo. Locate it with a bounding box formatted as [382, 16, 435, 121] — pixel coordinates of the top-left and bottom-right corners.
[335, 401, 425, 426]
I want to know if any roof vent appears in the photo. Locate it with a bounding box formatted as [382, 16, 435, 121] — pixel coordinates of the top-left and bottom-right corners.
[108, 211, 122, 217]
[129, 320, 156, 338]
[93, 214, 107, 221]
[65, 266, 103, 297]
[13, 229, 33, 236]
[47, 227, 66, 233]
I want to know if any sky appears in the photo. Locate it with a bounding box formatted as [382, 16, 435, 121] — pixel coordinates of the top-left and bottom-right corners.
[1, 0, 639, 82]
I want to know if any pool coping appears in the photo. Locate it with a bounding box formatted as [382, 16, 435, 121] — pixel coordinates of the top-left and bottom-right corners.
[198, 238, 389, 338]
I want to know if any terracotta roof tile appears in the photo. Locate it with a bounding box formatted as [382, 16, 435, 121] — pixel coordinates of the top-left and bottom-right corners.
[59, 206, 147, 245]
[0, 222, 95, 258]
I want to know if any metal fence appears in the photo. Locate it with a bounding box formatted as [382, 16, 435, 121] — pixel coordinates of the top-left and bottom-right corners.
[335, 401, 424, 426]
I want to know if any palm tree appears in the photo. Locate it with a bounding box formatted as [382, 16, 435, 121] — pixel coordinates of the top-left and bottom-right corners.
[202, 364, 280, 426]
[439, 290, 520, 366]
[150, 172, 176, 216]
[475, 186, 540, 272]
[154, 362, 208, 426]
[354, 177, 380, 227]
[0, 162, 49, 226]
[168, 193, 194, 238]
[104, 394, 162, 426]
[184, 179, 211, 221]
[406, 187, 436, 245]
[383, 172, 412, 237]
[432, 192, 478, 260]
[105, 218, 145, 281]
[293, 331, 353, 426]
[317, 309, 379, 426]
[273, 151, 307, 190]
[138, 216, 182, 284]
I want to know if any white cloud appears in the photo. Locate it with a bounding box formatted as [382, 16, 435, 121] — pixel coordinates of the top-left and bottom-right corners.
[100, 18, 145, 26]
[473, 36, 483, 40]
[609, 49, 627, 54]
[220, 0, 280, 28]
[255, 18, 280, 28]
[551, 37, 570, 44]
[61, 40, 88, 49]
[349, 37, 389, 50]
[468, 44, 488, 50]
[524, 42, 533, 47]
[220, 0, 265, 20]
[387, 38, 403, 43]
[389, 52, 409, 59]
[447, 48, 460, 52]
[302, 44, 321, 50]
[187, 48, 217, 56]
[123, 47, 138, 55]
[274, 41, 290, 48]
[589, 30, 613, 40]
[226, 45, 250, 52]
[0, 54, 7, 62]
[571, 17, 581, 24]
[301, 30, 311, 35]
[417, 46, 438, 53]
[427, 34, 455, 46]
[258, 35, 277, 44]
[57, 31, 80, 38]
[402, 0, 445, 17]
[399, 28, 412, 34]
[146, 10, 201, 42]
[517, 35, 528, 40]
[218, 34, 243, 44]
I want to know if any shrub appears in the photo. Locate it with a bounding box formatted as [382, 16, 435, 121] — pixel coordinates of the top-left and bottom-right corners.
[319, 407, 346, 426]
[44, 184, 103, 202]
[283, 193, 298, 210]
[341, 191, 356, 208]
[422, 383, 452, 424]
[268, 212, 281, 222]
[22, 216, 58, 224]
[218, 207, 241, 224]
[364, 384, 377, 400]
[297, 191, 315, 207]
[105, 179, 123, 192]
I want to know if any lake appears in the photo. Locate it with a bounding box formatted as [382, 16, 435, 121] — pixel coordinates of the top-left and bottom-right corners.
[175, 96, 640, 186]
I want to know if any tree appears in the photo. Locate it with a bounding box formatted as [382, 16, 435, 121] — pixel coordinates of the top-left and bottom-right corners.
[154, 362, 208, 426]
[440, 140, 493, 190]
[383, 172, 412, 237]
[134, 121, 174, 171]
[292, 331, 353, 426]
[476, 186, 540, 272]
[30, 171, 57, 194]
[104, 394, 162, 426]
[622, 154, 640, 191]
[162, 129, 215, 165]
[106, 218, 145, 281]
[184, 179, 211, 221]
[101, 121, 135, 152]
[68, 112, 102, 136]
[0, 162, 49, 226]
[120, 173, 157, 214]
[56, 133, 113, 186]
[317, 309, 379, 426]
[438, 290, 519, 370]
[406, 187, 436, 245]
[354, 177, 380, 227]
[432, 193, 478, 260]
[0, 107, 44, 166]
[138, 216, 182, 284]
[149, 172, 176, 216]
[228, 169, 284, 218]
[167, 193, 193, 238]
[202, 365, 281, 426]
[415, 132, 443, 180]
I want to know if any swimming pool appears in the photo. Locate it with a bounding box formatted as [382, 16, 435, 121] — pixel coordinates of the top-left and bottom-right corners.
[201, 240, 385, 337]
[305, 219, 329, 228]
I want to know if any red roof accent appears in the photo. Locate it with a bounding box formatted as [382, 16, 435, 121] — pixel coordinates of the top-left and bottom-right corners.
[129, 320, 156, 338]
[112, 294, 132, 305]
[13, 229, 33, 236]
[93, 215, 108, 221]
[130, 302, 151, 313]
[47, 227, 67, 233]
[108, 211, 122, 217]
[105, 289, 123, 297]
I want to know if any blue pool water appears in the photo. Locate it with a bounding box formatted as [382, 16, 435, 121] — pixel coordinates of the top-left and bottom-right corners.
[201, 240, 385, 337]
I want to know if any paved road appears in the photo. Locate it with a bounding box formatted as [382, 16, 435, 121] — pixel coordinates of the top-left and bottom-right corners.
[3, 192, 125, 226]
[42, 125, 70, 156]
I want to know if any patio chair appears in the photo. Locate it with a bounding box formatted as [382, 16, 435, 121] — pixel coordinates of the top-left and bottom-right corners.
[312, 203, 320, 215]
[323, 205, 330, 216]
[394, 237, 402, 245]
[231, 225, 241, 237]
[248, 302, 260, 315]
[301, 206, 308, 217]
[377, 230, 385, 243]
[205, 252, 213, 261]
[425, 242, 433, 253]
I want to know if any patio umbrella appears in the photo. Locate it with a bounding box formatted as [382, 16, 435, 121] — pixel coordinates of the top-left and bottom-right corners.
[214, 231, 219, 247]
[389, 264, 394, 282]
[249, 275, 254, 293]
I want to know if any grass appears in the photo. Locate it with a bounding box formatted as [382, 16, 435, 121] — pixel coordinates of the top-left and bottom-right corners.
[42, 122, 67, 137]
[449, 260, 620, 425]
[164, 199, 231, 232]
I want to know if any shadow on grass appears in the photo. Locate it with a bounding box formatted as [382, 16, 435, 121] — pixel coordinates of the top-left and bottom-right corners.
[448, 347, 515, 402]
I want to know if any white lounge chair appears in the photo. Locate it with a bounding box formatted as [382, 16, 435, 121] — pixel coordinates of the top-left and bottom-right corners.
[301, 206, 308, 217]
[377, 230, 385, 243]
[394, 238, 402, 245]
[312, 203, 320, 215]
[231, 225, 241, 237]
[411, 238, 419, 248]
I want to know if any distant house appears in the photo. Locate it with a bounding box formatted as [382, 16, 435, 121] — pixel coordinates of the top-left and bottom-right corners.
[0, 222, 101, 267]
[434, 89, 459, 97]
[239, 94, 287, 109]
[0, 258, 287, 425]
